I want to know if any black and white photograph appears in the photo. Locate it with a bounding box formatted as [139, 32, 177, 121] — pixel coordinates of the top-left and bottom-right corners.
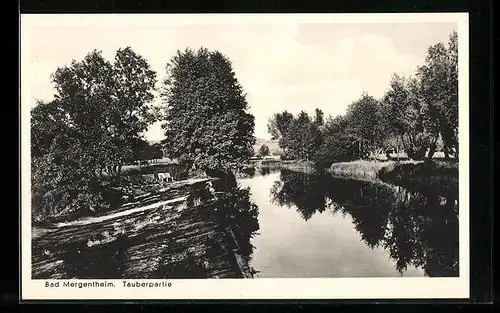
[20, 13, 469, 300]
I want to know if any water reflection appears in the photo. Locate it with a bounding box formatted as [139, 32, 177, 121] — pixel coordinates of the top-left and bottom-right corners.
[33, 167, 459, 279]
[32, 174, 260, 279]
[259, 167, 271, 176]
[269, 169, 459, 277]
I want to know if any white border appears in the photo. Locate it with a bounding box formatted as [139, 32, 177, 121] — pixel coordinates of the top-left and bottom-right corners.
[20, 13, 470, 300]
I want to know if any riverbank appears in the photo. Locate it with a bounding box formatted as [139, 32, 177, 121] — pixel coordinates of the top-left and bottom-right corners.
[32, 176, 256, 279]
[328, 160, 399, 180]
[378, 160, 458, 191]
[328, 159, 458, 187]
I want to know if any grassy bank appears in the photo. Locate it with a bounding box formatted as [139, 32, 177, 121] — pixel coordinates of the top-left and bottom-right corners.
[327, 160, 402, 180]
[328, 159, 458, 187]
[378, 160, 458, 190]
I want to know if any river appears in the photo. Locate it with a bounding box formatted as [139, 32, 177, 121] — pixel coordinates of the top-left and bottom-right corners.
[240, 167, 459, 278]
[31, 167, 459, 279]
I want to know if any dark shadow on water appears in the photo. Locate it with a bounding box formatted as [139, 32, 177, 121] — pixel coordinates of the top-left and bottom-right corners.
[270, 169, 459, 277]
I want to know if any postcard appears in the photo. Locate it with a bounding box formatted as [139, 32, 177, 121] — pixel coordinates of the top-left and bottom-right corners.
[20, 12, 469, 300]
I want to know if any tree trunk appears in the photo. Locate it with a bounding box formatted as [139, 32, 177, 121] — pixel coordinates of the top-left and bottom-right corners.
[399, 135, 409, 162]
[413, 146, 427, 161]
[427, 143, 437, 161]
[443, 146, 450, 160]
[426, 134, 438, 160]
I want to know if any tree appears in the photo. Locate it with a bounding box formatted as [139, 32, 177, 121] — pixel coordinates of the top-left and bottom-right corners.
[161, 47, 255, 173]
[267, 111, 294, 153]
[418, 31, 458, 159]
[48, 47, 158, 178]
[344, 92, 382, 158]
[31, 47, 158, 220]
[314, 108, 325, 127]
[259, 144, 270, 157]
[148, 143, 164, 161]
[381, 74, 438, 161]
[285, 111, 323, 161]
[270, 110, 325, 162]
[130, 138, 150, 162]
[31, 100, 67, 159]
[311, 115, 354, 170]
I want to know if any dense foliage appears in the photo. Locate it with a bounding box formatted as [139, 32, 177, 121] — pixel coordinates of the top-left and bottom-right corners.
[31, 48, 158, 221]
[132, 140, 164, 162]
[161, 47, 256, 172]
[268, 31, 458, 170]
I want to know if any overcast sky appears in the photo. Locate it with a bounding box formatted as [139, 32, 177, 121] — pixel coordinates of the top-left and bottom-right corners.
[23, 15, 458, 141]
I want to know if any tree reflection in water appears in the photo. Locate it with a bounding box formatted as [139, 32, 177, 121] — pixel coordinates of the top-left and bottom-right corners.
[270, 169, 459, 277]
[206, 171, 260, 265]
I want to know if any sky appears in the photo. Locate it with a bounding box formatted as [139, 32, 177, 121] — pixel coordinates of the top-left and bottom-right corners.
[23, 15, 458, 141]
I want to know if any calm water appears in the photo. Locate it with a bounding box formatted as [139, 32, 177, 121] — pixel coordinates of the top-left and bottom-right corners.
[32, 168, 459, 279]
[239, 168, 459, 278]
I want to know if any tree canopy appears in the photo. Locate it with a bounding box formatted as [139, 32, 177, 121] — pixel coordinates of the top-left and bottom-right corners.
[259, 144, 270, 157]
[161, 47, 255, 172]
[31, 47, 158, 220]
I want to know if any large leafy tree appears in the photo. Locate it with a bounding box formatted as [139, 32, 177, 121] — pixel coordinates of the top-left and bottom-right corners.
[267, 111, 294, 153]
[344, 92, 383, 158]
[380, 73, 439, 161]
[311, 115, 355, 170]
[31, 47, 157, 220]
[285, 111, 323, 161]
[268, 110, 324, 162]
[259, 144, 270, 157]
[161, 47, 255, 173]
[418, 31, 458, 159]
[313, 108, 325, 127]
[47, 47, 157, 178]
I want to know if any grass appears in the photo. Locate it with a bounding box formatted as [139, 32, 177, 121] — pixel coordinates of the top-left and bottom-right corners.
[378, 160, 458, 189]
[327, 159, 458, 188]
[327, 160, 412, 180]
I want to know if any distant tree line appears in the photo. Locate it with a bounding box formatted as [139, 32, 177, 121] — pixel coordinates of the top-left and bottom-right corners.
[267, 31, 458, 170]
